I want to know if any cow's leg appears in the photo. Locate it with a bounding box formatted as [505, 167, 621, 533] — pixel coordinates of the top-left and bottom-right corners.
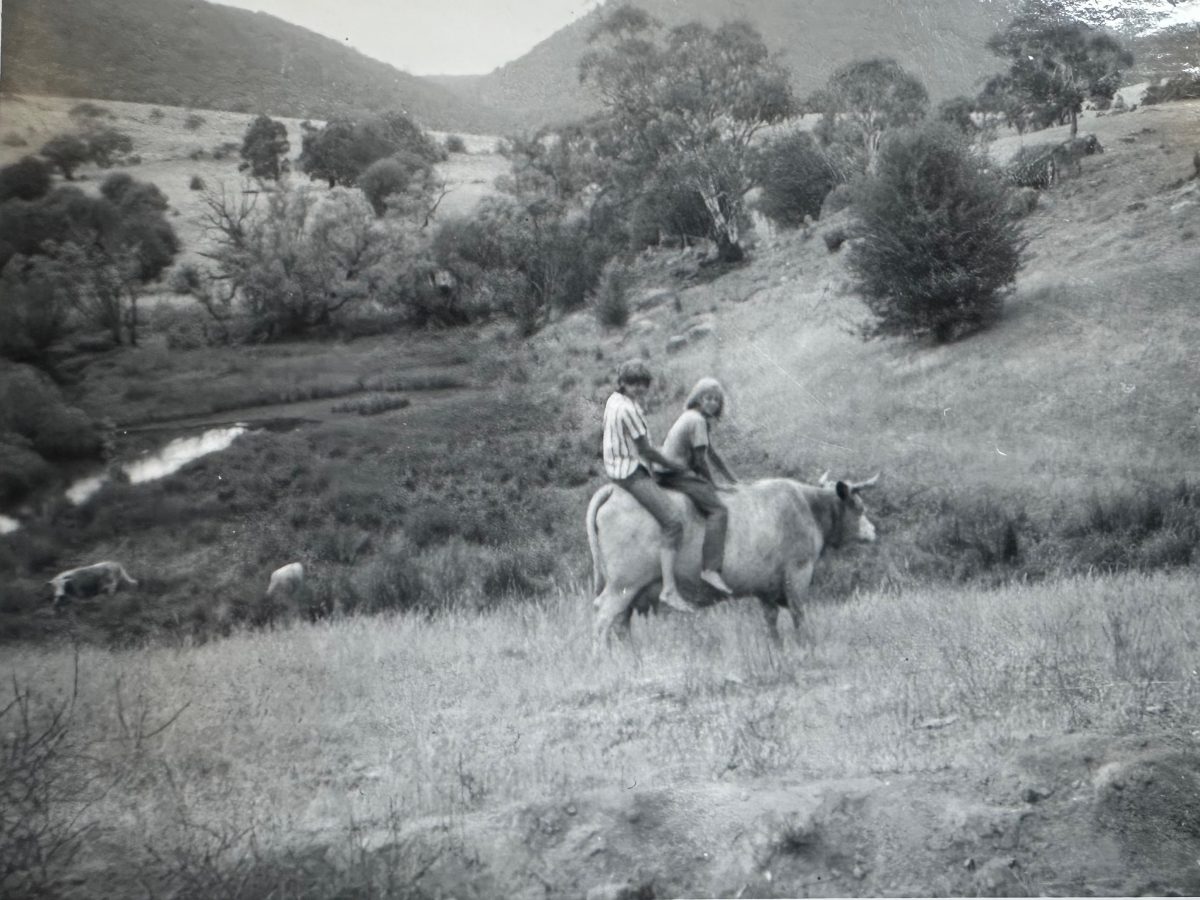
[593, 586, 636, 650]
[783, 562, 816, 642]
[757, 595, 783, 646]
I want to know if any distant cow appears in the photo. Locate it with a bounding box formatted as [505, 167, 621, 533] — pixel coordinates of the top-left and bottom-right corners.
[265, 562, 305, 602]
[1052, 133, 1103, 178]
[586, 473, 879, 647]
[47, 561, 138, 609]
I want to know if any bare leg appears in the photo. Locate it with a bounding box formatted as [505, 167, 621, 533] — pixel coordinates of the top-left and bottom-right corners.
[659, 547, 695, 613]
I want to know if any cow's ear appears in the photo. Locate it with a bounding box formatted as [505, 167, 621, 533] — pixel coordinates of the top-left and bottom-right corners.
[836, 481, 850, 500]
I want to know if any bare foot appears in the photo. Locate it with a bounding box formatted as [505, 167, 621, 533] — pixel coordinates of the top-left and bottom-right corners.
[700, 570, 734, 595]
[659, 588, 697, 613]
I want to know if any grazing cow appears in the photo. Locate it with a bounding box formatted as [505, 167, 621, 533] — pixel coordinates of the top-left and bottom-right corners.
[265, 562, 305, 603]
[587, 474, 879, 646]
[47, 561, 138, 609]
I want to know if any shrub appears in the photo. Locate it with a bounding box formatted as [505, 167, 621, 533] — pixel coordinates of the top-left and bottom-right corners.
[0, 433, 52, 505]
[823, 227, 848, 252]
[1142, 73, 1200, 105]
[183, 112, 206, 130]
[0, 258, 74, 368]
[444, 134, 468, 154]
[819, 182, 856, 218]
[0, 156, 53, 202]
[189, 175, 205, 191]
[2, 133, 28, 148]
[357, 153, 432, 216]
[85, 127, 134, 168]
[69, 101, 113, 121]
[39, 134, 90, 180]
[756, 130, 842, 228]
[591, 258, 631, 328]
[148, 108, 165, 121]
[0, 364, 102, 460]
[848, 122, 1025, 342]
[936, 95, 978, 134]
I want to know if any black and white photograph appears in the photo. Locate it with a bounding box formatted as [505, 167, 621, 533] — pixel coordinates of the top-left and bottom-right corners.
[2, 0, 1200, 896]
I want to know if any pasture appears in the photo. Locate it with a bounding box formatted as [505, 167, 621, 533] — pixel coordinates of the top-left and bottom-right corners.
[2, 88, 1200, 896]
[7, 569, 1200, 897]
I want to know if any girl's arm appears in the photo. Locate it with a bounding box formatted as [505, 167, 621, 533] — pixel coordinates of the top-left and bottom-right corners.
[707, 446, 738, 484]
[634, 435, 683, 473]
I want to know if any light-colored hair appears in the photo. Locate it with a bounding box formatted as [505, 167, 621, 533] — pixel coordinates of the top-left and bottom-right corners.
[685, 377, 726, 418]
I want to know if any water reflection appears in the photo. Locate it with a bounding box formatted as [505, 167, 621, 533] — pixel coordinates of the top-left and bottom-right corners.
[67, 425, 249, 505]
[0, 514, 19, 535]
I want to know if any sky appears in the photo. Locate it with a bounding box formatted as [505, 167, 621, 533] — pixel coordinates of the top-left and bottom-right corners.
[213, 0, 605, 76]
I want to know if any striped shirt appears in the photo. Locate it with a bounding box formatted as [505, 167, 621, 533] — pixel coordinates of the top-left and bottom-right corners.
[603, 391, 649, 480]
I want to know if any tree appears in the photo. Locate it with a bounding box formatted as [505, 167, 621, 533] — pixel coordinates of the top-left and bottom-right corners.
[239, 115, 290, 180]
[848, 123, 1026, 342]
[0, 156, 53, 203]
[85, 127, 134, 168]
[185, 183, 401, 340]
[298, 112, 442, 189]
[0, 256, 74, 369]
[40, 134, 90, 180]
[984, 2, 1133, 137]
[937, 96, 979, 135]
[0, 176, 179, 348]
[817, 58, 929, 174]
[579, 6, 794, 262]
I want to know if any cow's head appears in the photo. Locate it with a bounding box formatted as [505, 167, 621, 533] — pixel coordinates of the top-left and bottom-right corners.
[819, 472, 879, 545]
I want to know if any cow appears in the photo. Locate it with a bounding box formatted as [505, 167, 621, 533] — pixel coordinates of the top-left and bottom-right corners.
[1052, 133, 1103, 178]
[265, 562, 305, 603]
[586, 473, 879, 647]
[47, 561, 138, 609]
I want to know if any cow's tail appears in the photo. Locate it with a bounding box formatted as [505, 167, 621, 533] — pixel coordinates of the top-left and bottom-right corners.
[586, 484, 615, 599]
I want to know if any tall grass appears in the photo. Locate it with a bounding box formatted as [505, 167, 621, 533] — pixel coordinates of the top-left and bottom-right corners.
[5, 568, 1197, 888]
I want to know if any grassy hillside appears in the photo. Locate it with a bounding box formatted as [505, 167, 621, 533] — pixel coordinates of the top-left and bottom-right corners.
[2, 93, 1200, 897]
[0, 0, 510, 132]
[432, 0, 1020, 131]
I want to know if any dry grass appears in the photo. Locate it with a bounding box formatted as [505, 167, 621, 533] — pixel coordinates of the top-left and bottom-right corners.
[5, 566, 1198, 888]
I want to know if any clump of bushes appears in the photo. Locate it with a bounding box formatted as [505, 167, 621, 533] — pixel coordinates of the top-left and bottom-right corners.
[755, 130, 842, 228]
[849, 122, 1025, 342]
[330, 394, 411, 416]
[2, 132, 28, 147]
[183, 112, 206, 130]
[1142, 74, 1200, 105]
[444, 134, 467, 154]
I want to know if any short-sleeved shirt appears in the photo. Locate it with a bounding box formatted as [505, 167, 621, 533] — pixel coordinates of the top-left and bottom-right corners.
[659, 408, 709, 471]
[603, 391, 650, 480]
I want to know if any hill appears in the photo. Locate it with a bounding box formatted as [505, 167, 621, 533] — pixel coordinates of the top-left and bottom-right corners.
[431, 0, 1022, 131]
[0, 0, 509, 133]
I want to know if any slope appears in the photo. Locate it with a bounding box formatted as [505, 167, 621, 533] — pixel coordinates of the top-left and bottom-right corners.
[0, 0, 509, 133]
[432, 0, 1020, 131]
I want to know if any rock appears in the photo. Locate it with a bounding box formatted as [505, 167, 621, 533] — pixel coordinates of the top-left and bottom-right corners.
[634, 288, 677, 311]
[973, 856, 1023, 897]
[665, 335, 688, 354]
[586, 881, 655, 900]
[686, 323, 715, 341]
[1020, 784, 1053, 804]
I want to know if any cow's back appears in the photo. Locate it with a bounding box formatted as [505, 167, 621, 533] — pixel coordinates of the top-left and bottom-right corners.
[594, 478, 819, 595]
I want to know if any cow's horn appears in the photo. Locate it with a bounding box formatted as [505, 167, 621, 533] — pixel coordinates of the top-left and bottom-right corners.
[850, 473, 880, 491]
[817, 470, 832, 486]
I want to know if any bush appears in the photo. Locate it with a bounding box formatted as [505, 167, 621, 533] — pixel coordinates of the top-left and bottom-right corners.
[0, 364, 102, 460]
[183, 112, 206, 130]
[85, 128, 134, 168]
[823, 227, 848, 252]
[2, 133, 28, 148]
[0, 156, 52, 203]
[849, 122, 1025, 342]
[819, 182, 857, 218]
[1142, 74, 1200, 105]
[189, 175, 205, 191]
[592, 258, 631, 328]
[39, 134, 90, 180]
[0, 433, 52, 505]
[444, 134, 468, 154]
[756, 130, 842, 228]
[357, 154, 431, 216]
[148, 108, 165, 121]
[69, 101, 113, 121]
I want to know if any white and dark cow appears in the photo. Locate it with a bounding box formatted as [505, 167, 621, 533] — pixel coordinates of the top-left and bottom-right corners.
[47, 561, 138, 609]
[586, 473, 879, 646]
[265, 562, 305, 603]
